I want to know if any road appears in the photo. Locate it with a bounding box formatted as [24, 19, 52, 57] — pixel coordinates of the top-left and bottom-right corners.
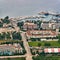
[21, 32, 32, 60]
[0, 55, 25, 58]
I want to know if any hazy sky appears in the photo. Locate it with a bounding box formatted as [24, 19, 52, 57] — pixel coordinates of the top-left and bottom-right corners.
[0, 0, 60, 17]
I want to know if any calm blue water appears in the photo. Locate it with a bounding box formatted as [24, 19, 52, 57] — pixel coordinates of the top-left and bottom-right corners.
[0, 0, 60, 17]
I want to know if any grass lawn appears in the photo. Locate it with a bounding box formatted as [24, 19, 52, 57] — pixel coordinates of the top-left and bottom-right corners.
[28, 41, 60, 47]
[0, 57, 26, 60]
[33, 55, 60, 60]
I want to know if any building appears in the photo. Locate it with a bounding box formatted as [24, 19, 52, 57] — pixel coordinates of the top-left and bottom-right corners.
[26, 30, 57, 40]
[41, 22, 49, 29]
[44, 48, 60, 53]
[0, 43, 23, 55]
[41, 22, 60, 30]
[23, 22, 38, 30]
[0, 28, 15, 33]
[3, 23, 13, 28]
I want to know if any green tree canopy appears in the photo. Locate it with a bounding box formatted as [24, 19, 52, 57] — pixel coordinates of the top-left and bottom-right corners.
[2, 16, 10, 24]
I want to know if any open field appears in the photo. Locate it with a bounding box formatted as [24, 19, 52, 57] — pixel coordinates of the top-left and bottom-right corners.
[0, 57, 26, 60]
[33, 55, 60, 60]
[28, 41, 60, 47]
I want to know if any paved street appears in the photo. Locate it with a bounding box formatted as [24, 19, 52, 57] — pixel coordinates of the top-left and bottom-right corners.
[21, 32, 32, 60]
[0, 55, 26, 58]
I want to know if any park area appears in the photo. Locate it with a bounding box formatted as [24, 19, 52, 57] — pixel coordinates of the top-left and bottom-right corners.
[33, 55, 60, 60]
[28, 41, 60, 47]
[0, 57, 26, 60]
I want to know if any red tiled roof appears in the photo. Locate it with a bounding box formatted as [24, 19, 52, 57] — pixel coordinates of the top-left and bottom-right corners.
[44, 48, 60, 53]
[26, 30, 57, 36]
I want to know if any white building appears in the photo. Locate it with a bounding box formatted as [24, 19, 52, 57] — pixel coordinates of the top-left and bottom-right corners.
[23, 22, 38, 30]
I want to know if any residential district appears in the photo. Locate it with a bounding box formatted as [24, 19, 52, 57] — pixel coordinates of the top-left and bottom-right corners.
[0, 11, 60, 60]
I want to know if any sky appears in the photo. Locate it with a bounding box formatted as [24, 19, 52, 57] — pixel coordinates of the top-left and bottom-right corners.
[0, 0, 60, 17]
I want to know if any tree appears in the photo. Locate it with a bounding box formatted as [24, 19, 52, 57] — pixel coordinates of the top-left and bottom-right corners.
[0, 33, 5, 40]
[30, 38, 36, 41]
[38, 43, 41, 47]
[5, 32, 11, 39]
[44, 43, 51, 46]
[58, 35, 60, 43]
[46, 37, 49, 40]
[12, 32, 22, 40]
[37, 21, 42, 29]
[7, 58, 10, 60]
[4, 16, 9, 20]
[17, 22, 24, 29]
[0, 33, 2, 39]
[17, 32, 22, 40]
[34, 21, 37, 24]
[0, 22, 3, 28]
[59, 29, 60, 32]
[2, 16, 10, 24]
[2, 32, 6, 40]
